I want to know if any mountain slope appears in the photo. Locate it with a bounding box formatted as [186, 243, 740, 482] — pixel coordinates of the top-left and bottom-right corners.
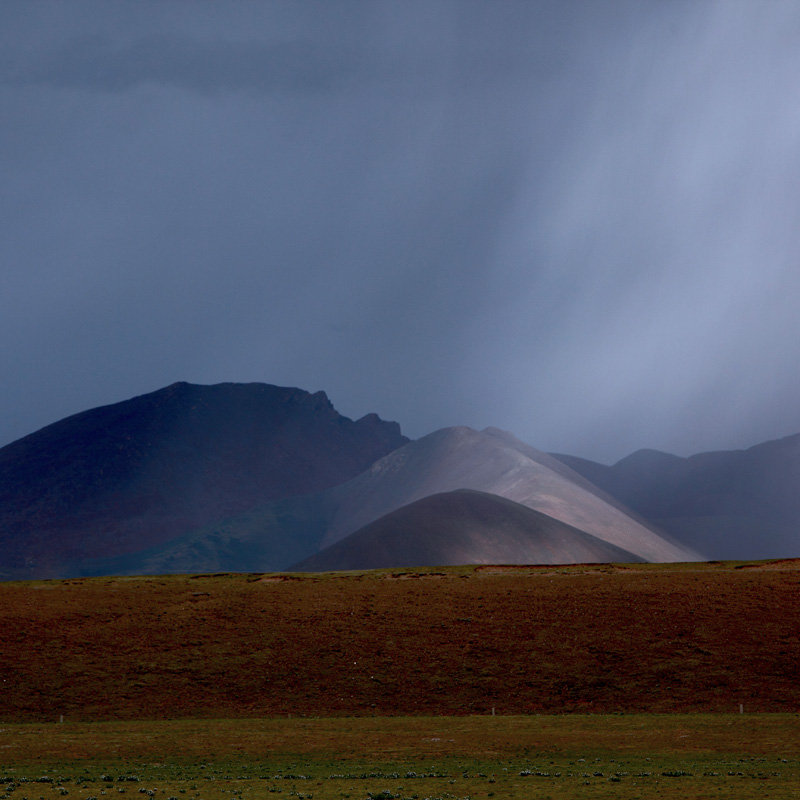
[321, 426, 699, 562]
[552, 433, 800, 559]
[0, 382, 408, 579]
[292, 489, 645, 571]
[77, 491, 333, 578]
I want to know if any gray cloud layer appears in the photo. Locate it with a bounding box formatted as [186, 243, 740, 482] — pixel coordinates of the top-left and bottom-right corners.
[2, 0, 800, 463]
[4, 35, 372, 93]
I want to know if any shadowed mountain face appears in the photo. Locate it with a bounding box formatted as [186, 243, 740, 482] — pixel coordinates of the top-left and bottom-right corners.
[291, 489, 645, 572]
[321, 426, 699, 563]
[0, 382, 408, 579]
[552, 433, 800, 559]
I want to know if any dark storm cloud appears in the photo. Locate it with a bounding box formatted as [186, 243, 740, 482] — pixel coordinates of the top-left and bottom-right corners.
[1, 14, 562, 96]
[2, 0, 800, 465]
[4, 34, 372, 94]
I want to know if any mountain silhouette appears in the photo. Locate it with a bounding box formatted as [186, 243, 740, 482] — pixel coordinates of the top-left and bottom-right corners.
[8, 381, 795, 579]
[0, 381, 408, 579]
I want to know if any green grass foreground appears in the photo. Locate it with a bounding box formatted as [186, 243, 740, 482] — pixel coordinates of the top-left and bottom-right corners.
[1, 714, 798, 799]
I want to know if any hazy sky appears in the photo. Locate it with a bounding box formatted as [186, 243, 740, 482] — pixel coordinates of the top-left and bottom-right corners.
[3, 0, 800, 464]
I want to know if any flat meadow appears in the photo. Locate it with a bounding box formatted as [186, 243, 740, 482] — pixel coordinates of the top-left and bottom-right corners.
[1, 714, 798, 799]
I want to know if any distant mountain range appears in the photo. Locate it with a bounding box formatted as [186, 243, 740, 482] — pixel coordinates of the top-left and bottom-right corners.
[0, 381, 795, 579]
[552, 436, 800, 560]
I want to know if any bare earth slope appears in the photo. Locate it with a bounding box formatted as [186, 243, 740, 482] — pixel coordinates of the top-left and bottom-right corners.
[292, 489, 645, 571]
[0, 382, 408, 580]
[552, 432, 800, 559]
[322, 427, 699, 562]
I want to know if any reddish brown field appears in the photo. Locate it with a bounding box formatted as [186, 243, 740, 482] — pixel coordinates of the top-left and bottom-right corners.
[2, 559, 798, 722]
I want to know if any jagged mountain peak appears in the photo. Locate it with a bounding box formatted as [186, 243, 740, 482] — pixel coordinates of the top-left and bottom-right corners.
[0, 381, 408, 579]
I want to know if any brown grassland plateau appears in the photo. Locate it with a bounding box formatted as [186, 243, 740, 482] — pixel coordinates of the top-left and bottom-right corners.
[2, 559, 798, 721]
[1, 560, 799, 799]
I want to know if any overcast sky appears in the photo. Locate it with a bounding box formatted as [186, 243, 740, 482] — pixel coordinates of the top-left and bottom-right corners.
[3, 0, 800, 464]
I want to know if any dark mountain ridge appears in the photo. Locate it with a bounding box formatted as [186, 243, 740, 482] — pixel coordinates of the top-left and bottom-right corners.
[0, 381, 408, 579]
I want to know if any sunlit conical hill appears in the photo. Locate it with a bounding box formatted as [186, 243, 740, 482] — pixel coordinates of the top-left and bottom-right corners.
[292, 489, 645, 571]
[319, 426, 698, 564]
